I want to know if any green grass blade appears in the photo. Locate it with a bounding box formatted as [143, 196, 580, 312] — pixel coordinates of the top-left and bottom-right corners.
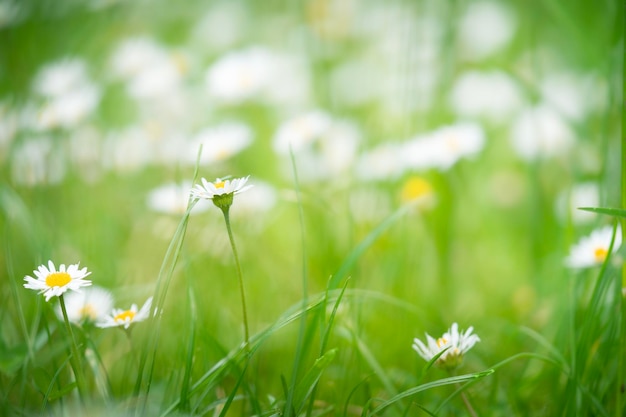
[369, 370, 495, 415]
[578, 207, 626, 218]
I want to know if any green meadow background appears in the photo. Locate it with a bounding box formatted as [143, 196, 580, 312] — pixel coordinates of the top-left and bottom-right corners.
[0, 0, 624, 416]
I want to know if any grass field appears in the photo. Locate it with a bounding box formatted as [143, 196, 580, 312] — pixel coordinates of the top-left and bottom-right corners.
[0, 0, 624, 416]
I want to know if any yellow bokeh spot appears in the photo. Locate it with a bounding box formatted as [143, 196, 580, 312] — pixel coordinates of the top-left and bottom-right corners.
[114, 310, 135, 323]
[401, 177, 433, 203]
[45, 272, 71, 288]
[594, 247, 608, 262]
[214, 181, 225, 189]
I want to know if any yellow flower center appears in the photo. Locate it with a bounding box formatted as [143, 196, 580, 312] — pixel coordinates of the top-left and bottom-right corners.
[45, 272, 71, 288]
[436, 337, 448, 348]
[594, 247, 608, 262]
[401, 177, 433, 202]
[214, 181, 225, 189]
[79, 304, 97, 321]
[114, 310, 135, 323]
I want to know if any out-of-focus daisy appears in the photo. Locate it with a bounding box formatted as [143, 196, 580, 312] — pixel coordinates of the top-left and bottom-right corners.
[555, 182, 599, 225]
[355, 142, 405, 181]
[32, 58, 101, 130]
[205, 47, 277, 104]
[191, 176, 253, 210]
[449, 71, 523, 123]
[24, 261, 92, 302]
[147, 181, 210, 215]
[457, 1, 516, 60]
[403, 122, 486, 171]
[272, 110, 333, 155]
[55, 286, 114, 324]
[97, 297, 153, 330]
[186, 121, 253, 165]
[565, 225, 622, 268]
[412, 323, 480, 370]
[10, 137, 66, 186]
[510, 105, 574, 161]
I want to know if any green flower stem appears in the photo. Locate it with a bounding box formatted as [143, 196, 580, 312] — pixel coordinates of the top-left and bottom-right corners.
[59, 294, 88, 402]
[221, 206, 250, 349]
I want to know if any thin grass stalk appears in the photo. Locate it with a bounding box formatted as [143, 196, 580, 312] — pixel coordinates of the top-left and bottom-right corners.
[285, 148, 308, 417]
[58, 294, 88, 403]
[134, 148, 203, 409]
[179, 272, 197, 413]
[615, 22, 626, 417]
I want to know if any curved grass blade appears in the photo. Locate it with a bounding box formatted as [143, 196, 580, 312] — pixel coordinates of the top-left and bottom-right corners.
[578, 207, 626, 218]
[369, 370, 495, 416]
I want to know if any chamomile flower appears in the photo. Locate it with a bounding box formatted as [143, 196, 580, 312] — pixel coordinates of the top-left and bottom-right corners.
[565, 225, 622, 268]
[412, 323, 480, 370]
[23, 260, 92, 302]
[55, 286, 114, 324]
[96, 297, 153, 330]
[190, 176, 253, 210]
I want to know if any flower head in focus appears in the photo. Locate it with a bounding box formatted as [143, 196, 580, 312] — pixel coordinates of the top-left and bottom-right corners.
[565, 225, 621, 268]
[55, 286, 114, 324]
[412, 323, 480, 370]
[190, 176, 253, 211]
[96, 297, 153, 330]
[24, 260, 92, 302]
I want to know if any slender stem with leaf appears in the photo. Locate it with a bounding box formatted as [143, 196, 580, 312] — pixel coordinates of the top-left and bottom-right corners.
[59, 294, 88, 402]
[221, 206, 250, 348]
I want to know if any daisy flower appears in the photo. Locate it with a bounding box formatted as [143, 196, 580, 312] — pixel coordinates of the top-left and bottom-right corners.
[565, 225, 621, 268]
[24, 260, 92, 302]
[96, 297, 153, 330]
[55, 286, 114, 324]
[412, 323, 480, 370]
[190, 176, 253, 210]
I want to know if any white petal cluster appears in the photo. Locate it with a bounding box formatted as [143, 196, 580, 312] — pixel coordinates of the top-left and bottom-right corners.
[412, 323, 480, 369]
[565, 225, 622, 268]
[96, 297, 153, 330]
[55, 286, 114, 324]
[190, 176, 253, 200]
[23, 260, 92, 302]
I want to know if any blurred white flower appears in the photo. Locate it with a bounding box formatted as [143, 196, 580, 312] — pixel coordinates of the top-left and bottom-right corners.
[565, 225, 622, 268]
[449, 70, 523, 123]
[38, 85, 101, 129]
[205, 47, 276, 104]
[32, 58, 101, 129]
[24, 261, 92, 302]
[273, 110, 333, 155]
[539, 72, 604, 121]
[97, 297, 153, 330]
[33, 59, 91, 98]
[147, 181, 210, 215]
[555, 182, 600, 225]
[192, 3, 247, 50]
[412, 323, 480, 369]
[187, 121, 253, 165]
[458, 1, 516, 60]
[110, 38, 170, 80]
[102, 126, 154, 173]
[355, 142, 405, 181]
[510, 105, 574, 161]
[11, 137, 66, 186]
[55, 286, 114, 324]
[110, 37, 185, 100]
[403, 122, 486, 171]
